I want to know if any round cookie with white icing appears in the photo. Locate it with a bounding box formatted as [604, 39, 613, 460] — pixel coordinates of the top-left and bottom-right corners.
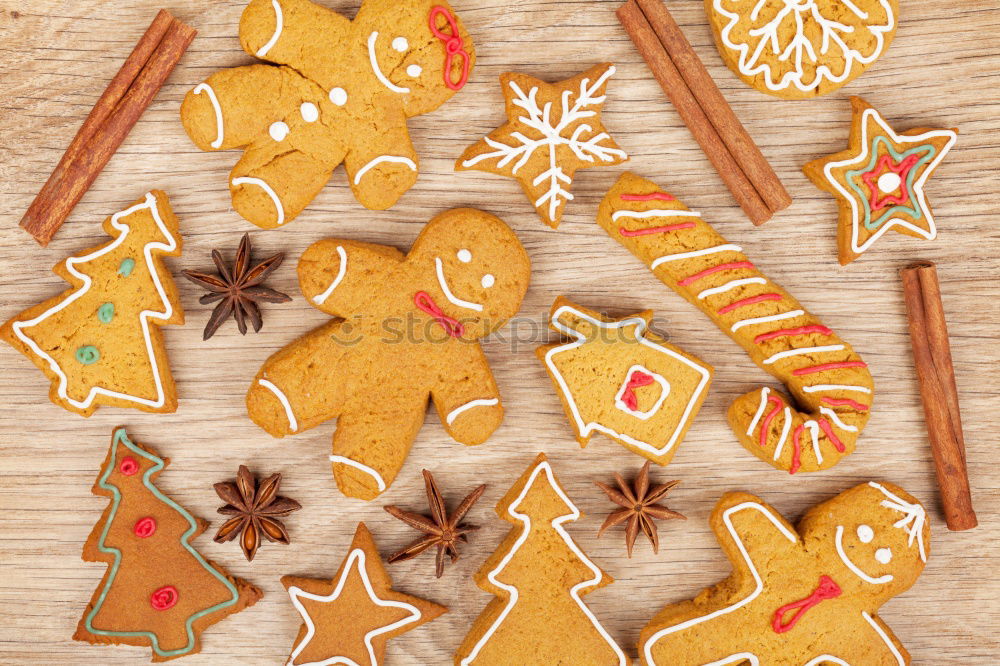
[705, 0, 899, 99]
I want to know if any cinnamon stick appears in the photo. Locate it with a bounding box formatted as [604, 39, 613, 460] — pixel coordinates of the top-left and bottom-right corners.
[900, 261, 976, 531]
[19, 11, 195, 246]
[632, 0, 791, 218]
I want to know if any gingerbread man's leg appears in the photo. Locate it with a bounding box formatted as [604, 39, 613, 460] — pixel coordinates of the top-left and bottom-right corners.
[343, 113, 419, 210]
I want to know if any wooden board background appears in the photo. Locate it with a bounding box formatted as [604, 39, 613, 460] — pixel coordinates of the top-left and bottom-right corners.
[1, 0, 998, 663]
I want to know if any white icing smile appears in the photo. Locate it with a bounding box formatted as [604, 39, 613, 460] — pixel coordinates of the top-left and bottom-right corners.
[835, 525, 893, 585]
[434, 257, 483, 312]
[367, 31, 410, 94]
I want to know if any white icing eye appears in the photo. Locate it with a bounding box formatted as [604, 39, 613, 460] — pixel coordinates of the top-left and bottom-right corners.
[877, 172, 902, 193]
[300, 102, 319, 123]
[857, 525, 874, 543]
[329, 87, 348, 106]
[457, 249, 472, 263]
[406, 64, 422, 78]
[481, 274, 495, 288]
[875, 548, 892, 564]
[269, 121, 290, 142]
[392, 36, 409, 52]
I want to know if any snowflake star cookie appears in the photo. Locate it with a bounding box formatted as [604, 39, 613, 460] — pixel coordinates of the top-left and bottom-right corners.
[706, 0, 898, 99]
[536, 297, 712, 466]
[804, 97, 958, 265]
[181, 0, 474, 228]
[282, 523, 446, 666]
[456, 63, 628, 228]
[639, 481, 929, 665]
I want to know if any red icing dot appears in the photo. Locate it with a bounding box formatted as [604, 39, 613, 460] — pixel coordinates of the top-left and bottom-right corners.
[133, 517, 157, 538]
[150, 585, 178, 611]
[119, 457, 139, 476]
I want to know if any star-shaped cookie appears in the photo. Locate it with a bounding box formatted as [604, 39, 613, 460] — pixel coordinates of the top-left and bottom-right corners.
[281, 523, 446, 666]
[804, 97, 957, 265]
[456, 63, 628, 228]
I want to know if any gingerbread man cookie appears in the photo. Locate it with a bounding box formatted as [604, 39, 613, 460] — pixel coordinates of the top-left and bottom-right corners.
[246, 208, 530, 500]
[639, 481, 929, 665]
[181, 0, 474, 228]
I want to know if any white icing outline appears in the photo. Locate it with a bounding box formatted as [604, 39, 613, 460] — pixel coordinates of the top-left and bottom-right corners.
[820, 406, 859, 432]
[869, 481, 927, 562]
[313, 246, 347, 305]
[651, 244, 742, 269]
[328, 455, 387, 493]
[11, 193, 177, 410]
[803, 384, 871, 394]
[434, 257, 483, 312]
[611, 209, 702, 221]
[762, 344, 845, 365]
[193, 83, 224, 149]
[804, 419, 823, 464]
[459, 459, 627, 666]
[745, 387, 770, 435]
[543, 304, 711, 456]
[286, 547, 420, 666]
[835, 524, 893, 584]
[697, 277, 767, 300]
[446, 398, 499, 425]
[353, 155, 416, 185]
[256, 0, 283, 58]
[258, 378, 297, 432]
[823, 108, 957, 255]
[613, 364, 670, 420]
[771, 406, 792, 460]
[731, 310, 805, 332]
[232, 176, 284, 226]
[367, 32, 410, 94]
[863, 610, 906, 665]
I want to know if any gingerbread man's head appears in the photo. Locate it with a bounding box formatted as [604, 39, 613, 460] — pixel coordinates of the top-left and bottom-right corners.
[353, 0, 474, 117]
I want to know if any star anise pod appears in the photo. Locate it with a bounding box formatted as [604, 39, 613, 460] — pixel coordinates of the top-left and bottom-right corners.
[595, 461, 685, 557]
[384, 470, 486, 578]
[183, 232, 291, 340]
[214, 465, 302, 561]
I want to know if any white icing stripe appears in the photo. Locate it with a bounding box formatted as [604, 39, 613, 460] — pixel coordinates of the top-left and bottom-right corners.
[367, 31, 410, 94]
[870, 481, 927, 562]
[258, 379, 297, 432]
[803, 384, 872, 394]
[863, 611, 906, 665]
[731, 310, 804, 332]
[697, 277, 767, 300]
[745, 387, 770, 436]
[835, 525, 893, 585]
[762, 344, 845, 365]
[287, 547, 420, 666]
[329, 455, 387, 493]
[193, 83, 224, 149]
[610, 209, 702, 221]
[650, 244, 742, 268]
[255, 0, 283, 58]
[435, 257, 483, 312]
[804, 420, 822, 464]
[11, 193, 177, 410]
[446, 398, 499, 425]
[353, 155, 417, 185]
[232, 176, 284, 226]
[641, 502, 798, 665]
[459, 460, 627, 666]
[820, 406, 859, 432]
[543, 305, 711, 456]
[771, 407, 791, 460]
[313, 246, 347, 305]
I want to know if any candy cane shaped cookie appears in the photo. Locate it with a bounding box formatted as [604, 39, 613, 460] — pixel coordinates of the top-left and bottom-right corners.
[597, 173, 873, 474]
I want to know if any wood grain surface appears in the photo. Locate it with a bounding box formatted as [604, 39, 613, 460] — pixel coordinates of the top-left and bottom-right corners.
[1, 0, 998, 663]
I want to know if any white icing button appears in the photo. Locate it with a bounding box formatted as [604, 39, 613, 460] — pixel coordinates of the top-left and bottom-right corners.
[857, 524, 874, 543]
[457, 249, 472, 263]
[392, 36, 408, 52]
[481, 274, 495, 288]
[877, 171, 902, 193]
[406, 64, 422, 78]
[269, 121, 290, 142]
[875, 548, 892, 564]
[329, 87, 348, 106]
[300, 102, 319, 123]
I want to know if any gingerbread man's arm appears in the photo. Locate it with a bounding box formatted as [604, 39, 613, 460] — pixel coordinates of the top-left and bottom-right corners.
[430, 343, 503, 445]
[710, 492, 801, 582]
[297, 239, 404, 319]
[343, 111, 420, 211]
[825, 613, 910, 665]
[240, 0, 350, 82]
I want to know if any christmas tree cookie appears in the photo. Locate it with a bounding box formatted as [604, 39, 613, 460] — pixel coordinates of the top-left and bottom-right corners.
[1, 191, 184, 416]
[282, 522, 446, 665]
[455, 453, 627, 666]
[74, 428, 261, 661]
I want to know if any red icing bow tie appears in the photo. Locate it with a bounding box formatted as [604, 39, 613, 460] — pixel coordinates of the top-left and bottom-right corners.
[621, 370, 655, 411]
[415, 291, 465, 338]
[428, 5, 470, 91]
[772, 575, 841, 634]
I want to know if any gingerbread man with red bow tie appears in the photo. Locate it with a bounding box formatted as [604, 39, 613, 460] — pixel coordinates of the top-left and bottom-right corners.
[246, 208, 530, 500]
[181, 0, 474, 228]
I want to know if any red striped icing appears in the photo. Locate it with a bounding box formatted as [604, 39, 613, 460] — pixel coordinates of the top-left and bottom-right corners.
[619, 222, 696, 236]
[817, 418, 846, 452]
[821, 396, 869, 411]
[620, 192, 674, 201]
[753, 325, 833, 344]
[790, 424, 805, 474]
[792, 361, 868, 376]
[759, 395, 784, 448]
[718, 293, 782, 314]
[678, 261, 755, 286]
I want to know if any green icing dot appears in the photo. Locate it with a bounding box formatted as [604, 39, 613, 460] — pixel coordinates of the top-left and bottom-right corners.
[97, 303, 115, 323]
[118, 258, 136, 276]
[75, 345, 100, 365]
